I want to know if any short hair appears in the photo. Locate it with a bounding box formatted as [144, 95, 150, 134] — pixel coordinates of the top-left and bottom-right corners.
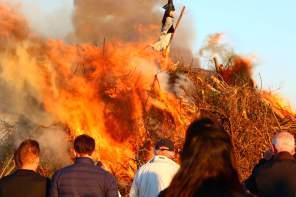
[14, 139, 40, 168]
[272, 132, 295, 154]
[155, 138, 174, 151]
[74, 134, 95, 155]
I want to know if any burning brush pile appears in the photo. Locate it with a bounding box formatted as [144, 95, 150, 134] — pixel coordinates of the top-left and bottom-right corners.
[0, 2, 296, 195]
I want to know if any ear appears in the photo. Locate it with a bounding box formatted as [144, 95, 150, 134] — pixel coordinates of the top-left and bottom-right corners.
[35, 157, 40, 166]
[74, 151, 79, 157]
[70, 148, 77, 158]
[155, 150, 160, 155]
[168, 151, 175, 159]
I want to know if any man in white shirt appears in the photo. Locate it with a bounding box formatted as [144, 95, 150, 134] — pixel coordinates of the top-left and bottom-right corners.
[130, 138, 179, 197]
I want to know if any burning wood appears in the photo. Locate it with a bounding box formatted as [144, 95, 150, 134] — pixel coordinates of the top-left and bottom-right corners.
[0, 2, 296, 196]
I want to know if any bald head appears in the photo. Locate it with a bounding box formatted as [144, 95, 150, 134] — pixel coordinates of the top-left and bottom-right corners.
[272, 132, 295, 155]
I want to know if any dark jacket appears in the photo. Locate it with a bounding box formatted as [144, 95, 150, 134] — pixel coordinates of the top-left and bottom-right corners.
[159, 178, 249, 197]
[50, 157, 118, 197]
[0, 169, 49, 197]
[245, 152, 296, 197]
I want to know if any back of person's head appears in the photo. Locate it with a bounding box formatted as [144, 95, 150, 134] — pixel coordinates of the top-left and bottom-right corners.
[166, 118, 243, 197]
[272, 131, 295, 155]
[154, 138, 175, 159]
[74, 134, 95, 156]
[14, 139, 40, 169]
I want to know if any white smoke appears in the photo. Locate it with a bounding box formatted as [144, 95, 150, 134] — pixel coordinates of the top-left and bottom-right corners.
[1, 0, 74, 39]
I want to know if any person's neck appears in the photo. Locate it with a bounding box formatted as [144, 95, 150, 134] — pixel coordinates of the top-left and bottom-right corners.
[276, 150, 294, 155]
[77, 155, 92, 159]
[156, 154, 171, 160]
[20, 165, 37, 172]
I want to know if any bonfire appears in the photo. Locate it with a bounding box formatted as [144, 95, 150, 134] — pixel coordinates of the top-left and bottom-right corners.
[0, 3, 296, 196]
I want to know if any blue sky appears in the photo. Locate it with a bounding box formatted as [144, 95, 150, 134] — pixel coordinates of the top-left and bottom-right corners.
[184, 0, 296, 105]
[23, 0, 296, 105]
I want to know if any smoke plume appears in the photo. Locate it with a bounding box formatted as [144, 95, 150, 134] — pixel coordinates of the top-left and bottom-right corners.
[72, 0, 197, 64]
[1, 0, 73, 39]
[0, 0, 198, 179]
[0, 3, 70, 166]
[72, 0, 161, 43]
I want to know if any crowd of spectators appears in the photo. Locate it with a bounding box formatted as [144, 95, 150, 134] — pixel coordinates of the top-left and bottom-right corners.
[0, 118, 296, 197]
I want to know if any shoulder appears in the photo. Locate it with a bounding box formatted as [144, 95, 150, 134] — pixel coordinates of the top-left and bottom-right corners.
[135, 161, 154, 174]
[99, 168, 117, 189]
[53, 165, 72, 175]
[170, 160, 180, 168]
[100, 168, 116, 180]
[32, 172, 48, 182]
[0, 173, 15, 185]
[158, 189, 167, 197]
[136, 158, 179, 177]
[54, 163, 115, 179]
[197, 185, 248, 197]
[52, 164, 76, 180]
[250, 158, 271, 175]
[0, 171, 47, 185]
[162, 158, 180, 171]
[259, 157, 296, 170]
[132, 162, 151, 181]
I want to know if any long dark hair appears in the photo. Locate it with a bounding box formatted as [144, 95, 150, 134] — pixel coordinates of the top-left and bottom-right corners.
[165, 118, 243, 197]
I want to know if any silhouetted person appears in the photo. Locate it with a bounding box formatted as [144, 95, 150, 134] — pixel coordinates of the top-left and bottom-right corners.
[0, 139, 49, 197]
[159, 118, 247, 197]
[245, 131, 296, 197]
[50, 134, 118, 197]
[151, 0, 175, 55]
[130, 138, 179, 197]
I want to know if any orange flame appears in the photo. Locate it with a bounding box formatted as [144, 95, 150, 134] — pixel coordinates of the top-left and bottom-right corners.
[3, 3, 295, 187]
[0, 4, 184, 183]
[261, 91, 296, 118]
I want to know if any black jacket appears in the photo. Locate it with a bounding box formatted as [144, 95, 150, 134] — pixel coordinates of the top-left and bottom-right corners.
[245, 152, 296, 197]
[0, 169, 49, 197]
[159, 178, 248, 197]
[50, 157, 118, 197]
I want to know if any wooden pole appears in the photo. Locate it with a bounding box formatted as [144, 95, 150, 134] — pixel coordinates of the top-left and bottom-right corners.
[102, 37, 106, 57]
[213, 57, 220, 73]
[174, 6, 186, 33]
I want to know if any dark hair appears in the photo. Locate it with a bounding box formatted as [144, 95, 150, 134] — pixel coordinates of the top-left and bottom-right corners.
[74, 134, 95, 155]
[14, 139, 40, 168]
[155, 138, 174, 151]
[166, 118, 243, 197]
